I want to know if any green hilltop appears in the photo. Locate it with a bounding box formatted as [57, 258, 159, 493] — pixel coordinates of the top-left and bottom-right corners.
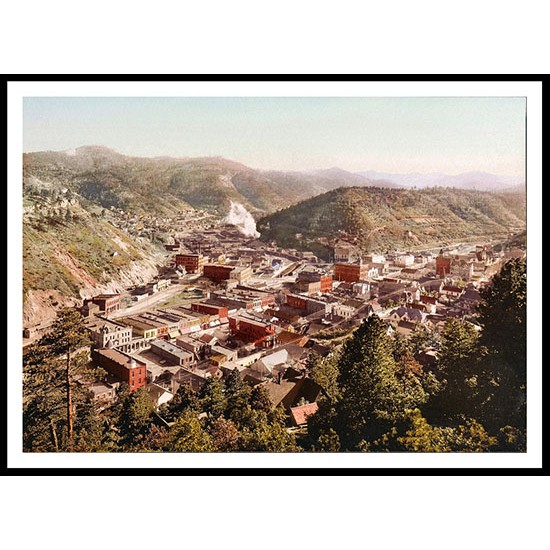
[257, 186, 526, 259]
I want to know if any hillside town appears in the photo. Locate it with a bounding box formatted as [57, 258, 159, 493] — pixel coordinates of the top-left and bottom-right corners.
[44, 212, 525, 434]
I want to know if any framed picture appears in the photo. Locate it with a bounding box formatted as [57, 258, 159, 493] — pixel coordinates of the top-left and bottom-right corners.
[6, 76, 543, 473]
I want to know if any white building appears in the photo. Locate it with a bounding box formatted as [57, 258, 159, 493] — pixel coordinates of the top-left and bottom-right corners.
[394, 254, 415, 267]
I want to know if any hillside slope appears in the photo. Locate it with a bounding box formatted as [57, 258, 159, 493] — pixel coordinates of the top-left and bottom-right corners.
[257, 186, 526, 259]
[22, 190, 167, 328]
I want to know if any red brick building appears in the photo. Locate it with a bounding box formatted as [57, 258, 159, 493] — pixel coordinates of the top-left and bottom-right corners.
[191, 302, 229, 321]
[229, 316, 276, 347]
[175, 253, 205, 274]
[203, 264, 235, 283]
[261, 294, 276, 308]
[84, 293, 121, 315]
[334, 263, 370, 283]
[92, 349, 147, 392]
[296, 271, 333, 294]
[436, 255, 453, 277]
[286, 295, 308, 311]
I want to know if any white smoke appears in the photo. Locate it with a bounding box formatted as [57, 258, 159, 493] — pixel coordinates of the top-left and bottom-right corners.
[224, 201, 260, 238]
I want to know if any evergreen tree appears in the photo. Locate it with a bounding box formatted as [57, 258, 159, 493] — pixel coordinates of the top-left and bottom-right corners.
[476, 258, 527, 435]
[371, 409, 497, 452]
[478, 258, 526, 376]
[426, 318, 481, 423]
[159, 383, 200, 422]
[309, 353, 340, 402]
[118, 388, 155, 449]
[224, 369, 251, 422]
[335, 315, 422, 449]
[198, 376, 227, 419]
[38, 308, 91, 445]
[23, 308, 96, 451]
[238, 407, 299, 452]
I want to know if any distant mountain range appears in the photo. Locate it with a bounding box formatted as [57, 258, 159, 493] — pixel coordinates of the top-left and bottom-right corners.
[23, 147, 394, 218]
[357, 170, 525, 193]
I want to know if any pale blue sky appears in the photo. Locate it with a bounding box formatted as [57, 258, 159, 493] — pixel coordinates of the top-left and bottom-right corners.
[23, 96, 526, 176]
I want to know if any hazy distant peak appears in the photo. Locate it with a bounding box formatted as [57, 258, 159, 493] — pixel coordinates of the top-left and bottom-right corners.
[356, 169, 524, 191]
[74, 145, 122, 156]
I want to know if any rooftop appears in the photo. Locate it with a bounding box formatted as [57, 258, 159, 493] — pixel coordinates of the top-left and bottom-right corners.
[290, 402, 319, 426]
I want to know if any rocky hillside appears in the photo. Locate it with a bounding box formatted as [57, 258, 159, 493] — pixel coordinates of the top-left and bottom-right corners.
[257, 186, 526, 259]
[22, 189, 167, 328]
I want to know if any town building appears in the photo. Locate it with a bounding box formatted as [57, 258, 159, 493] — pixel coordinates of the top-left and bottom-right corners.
[286, 294, 330, 316]
[159, 307, 202, 334]
[83, 293, 121, 315]
[191, 302, 229, 321]
[149, 340, 195, 367]
[394, 254, 415, 267]
[439, 285, 465, 300]
[87, 381, 119, 407]
[92, 349, 147, 392]
[352, 282, 371, 296]
[80, 302, 101, 318]
[203, 264, 235, 283]
[118, 316, 159, 340]
[295, 269, 333, 294]
[400, 267, 422, 280]
[333, 241, 360, 263]
[230, 266, 253, 284]
[364, 254, 386, 264]
[175, 253, 205, 274]
[209, 345, 238, 367]
[146, 383, 174, 409]
[334, 263, 371, 283]
[229, 315, 276, 347]
[436, 253, 453, 277]
[85, 318, 133, 349]
[176, 334, 209, 359]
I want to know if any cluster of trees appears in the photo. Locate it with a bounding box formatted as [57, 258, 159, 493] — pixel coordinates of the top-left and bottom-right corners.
[23, 258, 526, 453]
[110, 372, 299, 453]
[303, 258, 526, 452]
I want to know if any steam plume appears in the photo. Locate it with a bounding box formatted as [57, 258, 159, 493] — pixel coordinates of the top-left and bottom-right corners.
[224, 201, 260, 238]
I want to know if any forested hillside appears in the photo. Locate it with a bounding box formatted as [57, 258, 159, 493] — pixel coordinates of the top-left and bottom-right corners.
[258, 186, 526, 258]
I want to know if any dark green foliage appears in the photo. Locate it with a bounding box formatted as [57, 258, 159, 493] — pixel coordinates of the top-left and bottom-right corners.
[309, 353, 340, 402]
[117, 389, 155, 449]
[198, 376, 227, 419]
[164, 411, 214, 452]
[433, 318, 481, 419]
[23, 309, 99, 452]
[158, 383, 200, 422]
[478, 258, 526, 377]
[476, 259, 527, 433]
[224, 369, 252, 424]
[371, 409, 497, 452]
[332, 315, 430, 450]
[237, 406, 299, 452]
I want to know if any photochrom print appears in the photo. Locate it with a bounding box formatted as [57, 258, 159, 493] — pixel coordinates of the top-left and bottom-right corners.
[20, 89, 528, 458]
